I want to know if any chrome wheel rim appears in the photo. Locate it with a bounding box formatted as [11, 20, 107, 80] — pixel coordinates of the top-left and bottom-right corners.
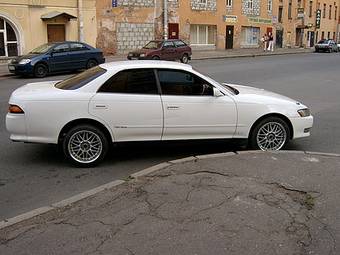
[182, 55, 188, 63]
[68, 130, 103, 164]
[256, 122, 287, 151]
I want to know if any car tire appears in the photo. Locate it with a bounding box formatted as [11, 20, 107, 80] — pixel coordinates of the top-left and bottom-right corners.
[86, 59, 98, 69]
[152, 56, 160, 60]
[34, 63, 48, 78]
[180, 54, 189, 64]
[249, 117, 290, 151]
[62, 124, 109, 167]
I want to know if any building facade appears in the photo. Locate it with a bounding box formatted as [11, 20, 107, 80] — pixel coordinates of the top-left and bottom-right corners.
[276, 0, 339, 48]
[0, 0, 97, 58]
[97, 0, 279, 54]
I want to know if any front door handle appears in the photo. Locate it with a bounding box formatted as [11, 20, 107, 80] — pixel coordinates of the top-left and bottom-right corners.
[167, 105, 180, 110]
[94, 104, 107, 109]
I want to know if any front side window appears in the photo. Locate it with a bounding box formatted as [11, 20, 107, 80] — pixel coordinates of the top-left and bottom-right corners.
[98, 69, 158, 95]
[163, 41, 175, 48]
[157, 69, 213, 96]
[55, 66, 107, 90]
[53, 44, 70, 53]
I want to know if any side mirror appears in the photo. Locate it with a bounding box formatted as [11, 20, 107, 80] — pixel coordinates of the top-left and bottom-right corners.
[213, 88, 224, 97]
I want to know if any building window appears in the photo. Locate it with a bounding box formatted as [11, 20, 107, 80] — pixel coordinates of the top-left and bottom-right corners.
[309, 1, 313, 17]
[278, 6, 283, 22]
[323, 4, 326, 18]
[199, 0, 207, 4]
[247, 0, 253, 10]
[0, 17, 19, 57]
[288, 0, 292, 19]
[226, 0, 232, 7]
[190, 25, 217, 45]
[321, 31, 324, 39]
[241, 26, 260, 47]
[327, 31, 330, 39]
[315, 31, 318, 43]
[267, 0, 273, 12]
[333, 32, 336, 39]
[329, 5, 332, 19]
[335, 6, 338, 20]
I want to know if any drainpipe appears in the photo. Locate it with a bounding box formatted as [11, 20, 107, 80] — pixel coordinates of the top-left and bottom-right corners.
[163, 0, 168, 40]
[78, 0, 85, 42]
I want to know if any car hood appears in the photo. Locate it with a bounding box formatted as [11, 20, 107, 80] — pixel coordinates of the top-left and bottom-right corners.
[224, 83, 298, 104]
[12, 53, 40, 62]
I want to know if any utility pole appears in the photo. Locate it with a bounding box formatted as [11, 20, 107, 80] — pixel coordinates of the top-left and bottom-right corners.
[163, 0, 168, 40]
[78, 0, 84, 42]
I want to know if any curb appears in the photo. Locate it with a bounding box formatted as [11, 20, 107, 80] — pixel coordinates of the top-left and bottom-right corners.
[1, 150, 339, 231]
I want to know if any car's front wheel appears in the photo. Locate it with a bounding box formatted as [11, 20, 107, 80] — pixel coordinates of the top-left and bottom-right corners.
[180, 54, 189, 64]
[62, 124, 109, 167]
[249, 117, 290, 151]
[34, 63, 48, 78]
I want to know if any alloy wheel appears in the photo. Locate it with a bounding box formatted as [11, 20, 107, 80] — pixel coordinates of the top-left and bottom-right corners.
[256, 122, 287, 151]
[68, 130, 103, 164]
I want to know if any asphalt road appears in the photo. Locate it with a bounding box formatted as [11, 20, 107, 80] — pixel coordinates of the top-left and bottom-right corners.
[0, 52, 339, 220]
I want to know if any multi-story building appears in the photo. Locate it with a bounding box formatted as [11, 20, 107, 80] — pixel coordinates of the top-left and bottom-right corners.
[275, 0, 339, 48]
[0, 0, 97, 58]
[97, 0, 278, 54]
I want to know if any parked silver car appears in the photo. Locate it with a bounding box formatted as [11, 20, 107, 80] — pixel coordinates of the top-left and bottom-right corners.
[314, 39, 338, 53]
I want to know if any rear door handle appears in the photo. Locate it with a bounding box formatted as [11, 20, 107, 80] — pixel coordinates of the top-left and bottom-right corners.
[167, 105, 180, 110]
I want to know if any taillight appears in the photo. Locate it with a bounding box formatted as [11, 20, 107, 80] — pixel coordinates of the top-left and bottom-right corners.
[8, 104, 24, 114]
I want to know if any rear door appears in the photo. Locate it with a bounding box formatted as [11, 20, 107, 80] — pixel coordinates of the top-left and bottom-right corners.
[157, 69, 237, 140]
[69, 42, 90, 69]
[89, 68, 163, 141]
[49, 43, 72, 72]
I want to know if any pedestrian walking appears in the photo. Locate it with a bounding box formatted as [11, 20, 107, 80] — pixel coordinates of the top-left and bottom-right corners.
[267, 32, 274, 52]
[261, 34, 268, 51]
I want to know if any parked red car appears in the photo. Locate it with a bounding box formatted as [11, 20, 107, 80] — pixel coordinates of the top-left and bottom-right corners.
[127, 40, 192, 63]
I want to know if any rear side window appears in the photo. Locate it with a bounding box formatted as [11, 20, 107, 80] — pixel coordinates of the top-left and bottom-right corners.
[70, 43, 89, 51]
[98, 69, 159, 95]
[157, 69, 213, 96]
[55, 66, 107, 90]
[174, 40, 187, 47]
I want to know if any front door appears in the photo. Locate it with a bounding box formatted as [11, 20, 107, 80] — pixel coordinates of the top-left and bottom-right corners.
[168, 23, 179, 39]
[309, 32, 315, 47]
[156, 69, 237, 140]
[226, 26, 234, 49]
[47, 24, 65, 43]
[49, 43, 72, 72]
[276, 30, 283, 48]
[89, 69, 163, 142]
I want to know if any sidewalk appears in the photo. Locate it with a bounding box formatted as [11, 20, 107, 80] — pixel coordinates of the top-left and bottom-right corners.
[0, 48, 312, 77]
[1, 151, 339, 255]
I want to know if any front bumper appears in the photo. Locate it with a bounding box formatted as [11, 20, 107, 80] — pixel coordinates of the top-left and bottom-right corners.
[8, 63, 34, 75]
[290, 115, 313, 139]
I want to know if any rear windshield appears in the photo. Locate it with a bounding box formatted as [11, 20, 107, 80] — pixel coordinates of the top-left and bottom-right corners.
[55, 66, 107, 90]
[317, 40, 329, 44]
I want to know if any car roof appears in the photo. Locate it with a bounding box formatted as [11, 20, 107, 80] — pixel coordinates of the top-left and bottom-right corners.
[100, 60, 193, 72]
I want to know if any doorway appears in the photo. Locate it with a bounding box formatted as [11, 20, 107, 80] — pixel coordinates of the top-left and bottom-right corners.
[308, 31, 315, 47]
[226, 26, 234, 49]
[276, 30, 283, 48]
[295, 28, 303, 47]
[47, 24, 65, 43]
[168, 23, 179, 39]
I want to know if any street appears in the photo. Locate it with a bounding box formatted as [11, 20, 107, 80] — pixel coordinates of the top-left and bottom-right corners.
[0, 53, 339, 221]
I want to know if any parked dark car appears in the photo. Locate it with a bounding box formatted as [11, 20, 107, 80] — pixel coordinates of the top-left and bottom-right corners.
[127, 39, 192, 63]
[314, 39, 338, 53]
[8, 41, 105, 78]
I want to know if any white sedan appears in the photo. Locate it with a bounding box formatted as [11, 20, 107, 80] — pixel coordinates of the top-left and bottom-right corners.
[6, 61, 313, 166]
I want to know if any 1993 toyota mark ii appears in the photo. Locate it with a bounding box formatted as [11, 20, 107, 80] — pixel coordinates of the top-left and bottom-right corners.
[6, 61, 313, 167]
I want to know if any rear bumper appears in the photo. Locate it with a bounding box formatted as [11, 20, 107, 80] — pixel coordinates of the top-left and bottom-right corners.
[290, 115, 313, 139]
[6, 113, 28, 142]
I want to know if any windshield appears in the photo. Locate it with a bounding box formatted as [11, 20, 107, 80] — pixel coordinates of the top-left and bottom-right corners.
[143, 41, 163, 49]
[30, 43, 54, 54]
[55, 66, 107, 90]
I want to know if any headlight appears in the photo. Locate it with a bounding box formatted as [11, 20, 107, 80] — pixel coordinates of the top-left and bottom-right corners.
[298, 108, 311, 117]
[140, 53, 146, 57]
[19, 59, 31, 65]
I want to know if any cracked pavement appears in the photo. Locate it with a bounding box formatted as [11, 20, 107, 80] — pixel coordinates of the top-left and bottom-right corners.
[1, 152, 340, 254]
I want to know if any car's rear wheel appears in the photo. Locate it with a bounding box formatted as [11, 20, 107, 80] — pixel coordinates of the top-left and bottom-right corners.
[180, 54, 189, 64]
[34, 63, 48, 78]
[86, 59, 98, 69]
[152, 56, 160, 60]
[62, 124, 108, 167]
[249, 117, 290, 151]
